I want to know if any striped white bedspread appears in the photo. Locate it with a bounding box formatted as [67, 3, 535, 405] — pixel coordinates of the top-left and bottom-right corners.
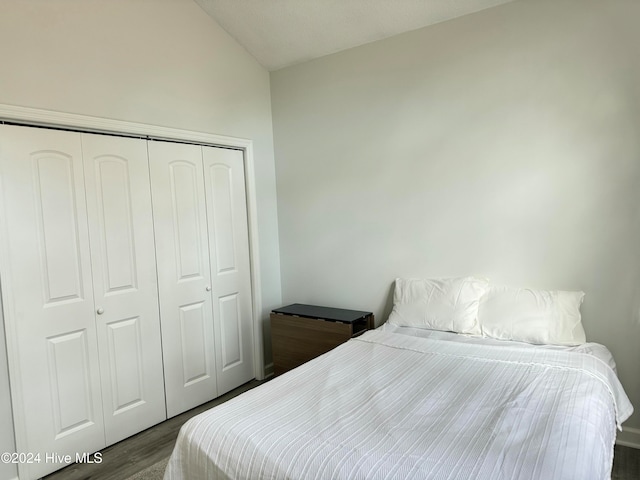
[165, 329, 633, 480]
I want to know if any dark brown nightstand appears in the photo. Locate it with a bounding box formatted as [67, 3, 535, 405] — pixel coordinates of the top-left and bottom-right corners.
[270, 303, 374, 376]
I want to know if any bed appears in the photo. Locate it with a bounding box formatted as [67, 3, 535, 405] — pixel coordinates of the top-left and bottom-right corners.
[164, 278, 633, 480]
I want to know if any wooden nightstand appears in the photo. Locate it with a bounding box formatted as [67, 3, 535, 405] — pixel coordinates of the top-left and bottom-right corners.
[270, 303, 374, 376]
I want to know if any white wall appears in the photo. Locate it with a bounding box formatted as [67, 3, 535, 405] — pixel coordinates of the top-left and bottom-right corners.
[0, 1, 281, 477]
[271, 0, 640, 434]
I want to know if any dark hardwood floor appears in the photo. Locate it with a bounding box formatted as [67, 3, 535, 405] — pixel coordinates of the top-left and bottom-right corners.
[43, 380, 640, 480]
[613, 444, 640, 480]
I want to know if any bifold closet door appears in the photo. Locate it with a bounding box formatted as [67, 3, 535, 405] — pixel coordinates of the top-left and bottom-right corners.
[81, 133, 166, 445]
[0, 125, 105, 479]
[148, 141, 218, 418]
[202, 146, 254, 394]
[0, 126, 167, 479]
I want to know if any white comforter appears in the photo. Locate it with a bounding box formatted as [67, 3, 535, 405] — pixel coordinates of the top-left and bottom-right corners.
[165, 329, 633, 480]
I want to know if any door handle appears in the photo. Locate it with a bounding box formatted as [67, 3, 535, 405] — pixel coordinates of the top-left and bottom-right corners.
[96, 307, 105, 315]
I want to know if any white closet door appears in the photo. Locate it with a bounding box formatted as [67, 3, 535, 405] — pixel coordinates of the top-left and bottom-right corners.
[148, 141, 218, 417]
[0, 125, 105, 479]
[81, 134, 166, 444]
[202, 147, 254, 394]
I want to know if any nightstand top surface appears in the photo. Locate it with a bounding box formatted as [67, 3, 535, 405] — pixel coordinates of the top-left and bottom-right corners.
[272, 303, 372, 323]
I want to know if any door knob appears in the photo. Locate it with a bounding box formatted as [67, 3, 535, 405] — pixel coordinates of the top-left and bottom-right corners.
[96, 307, 105, 315]
[205, 286, 211, 291]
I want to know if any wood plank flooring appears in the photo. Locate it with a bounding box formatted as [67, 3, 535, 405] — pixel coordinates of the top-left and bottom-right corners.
[613, 444, 640, 480]
[42, 379, 640, 480]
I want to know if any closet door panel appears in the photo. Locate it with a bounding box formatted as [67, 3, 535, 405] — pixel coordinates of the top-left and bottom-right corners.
[0, 125, 105, 480]
[148, 141, 218, 418]
[82, 134, 166, 445]
[202, 147, 254, 394]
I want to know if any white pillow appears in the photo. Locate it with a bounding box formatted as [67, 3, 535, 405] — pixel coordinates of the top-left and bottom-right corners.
[478, 285, 586, 345]
[387, 277, 488, 335]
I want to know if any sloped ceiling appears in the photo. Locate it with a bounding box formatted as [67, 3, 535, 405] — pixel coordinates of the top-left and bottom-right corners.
[194, 0, 516, 71]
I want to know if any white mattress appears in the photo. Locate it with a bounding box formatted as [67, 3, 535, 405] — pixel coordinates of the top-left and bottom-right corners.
[165, 328, 632, 480]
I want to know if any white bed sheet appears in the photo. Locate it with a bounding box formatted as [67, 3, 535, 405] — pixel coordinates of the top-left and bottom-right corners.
[380, 323, 619, 371]
[165, 328, 632, 480]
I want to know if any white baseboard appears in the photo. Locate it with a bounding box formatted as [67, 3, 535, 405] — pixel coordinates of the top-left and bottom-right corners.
[617, 426, 640, 449]
[264, 362, 274, 379]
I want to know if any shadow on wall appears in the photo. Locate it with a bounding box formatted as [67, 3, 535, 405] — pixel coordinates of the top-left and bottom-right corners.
[380, 282, 395, 327]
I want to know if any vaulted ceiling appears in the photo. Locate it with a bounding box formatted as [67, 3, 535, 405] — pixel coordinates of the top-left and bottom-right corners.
[194, 0, 516, 71]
